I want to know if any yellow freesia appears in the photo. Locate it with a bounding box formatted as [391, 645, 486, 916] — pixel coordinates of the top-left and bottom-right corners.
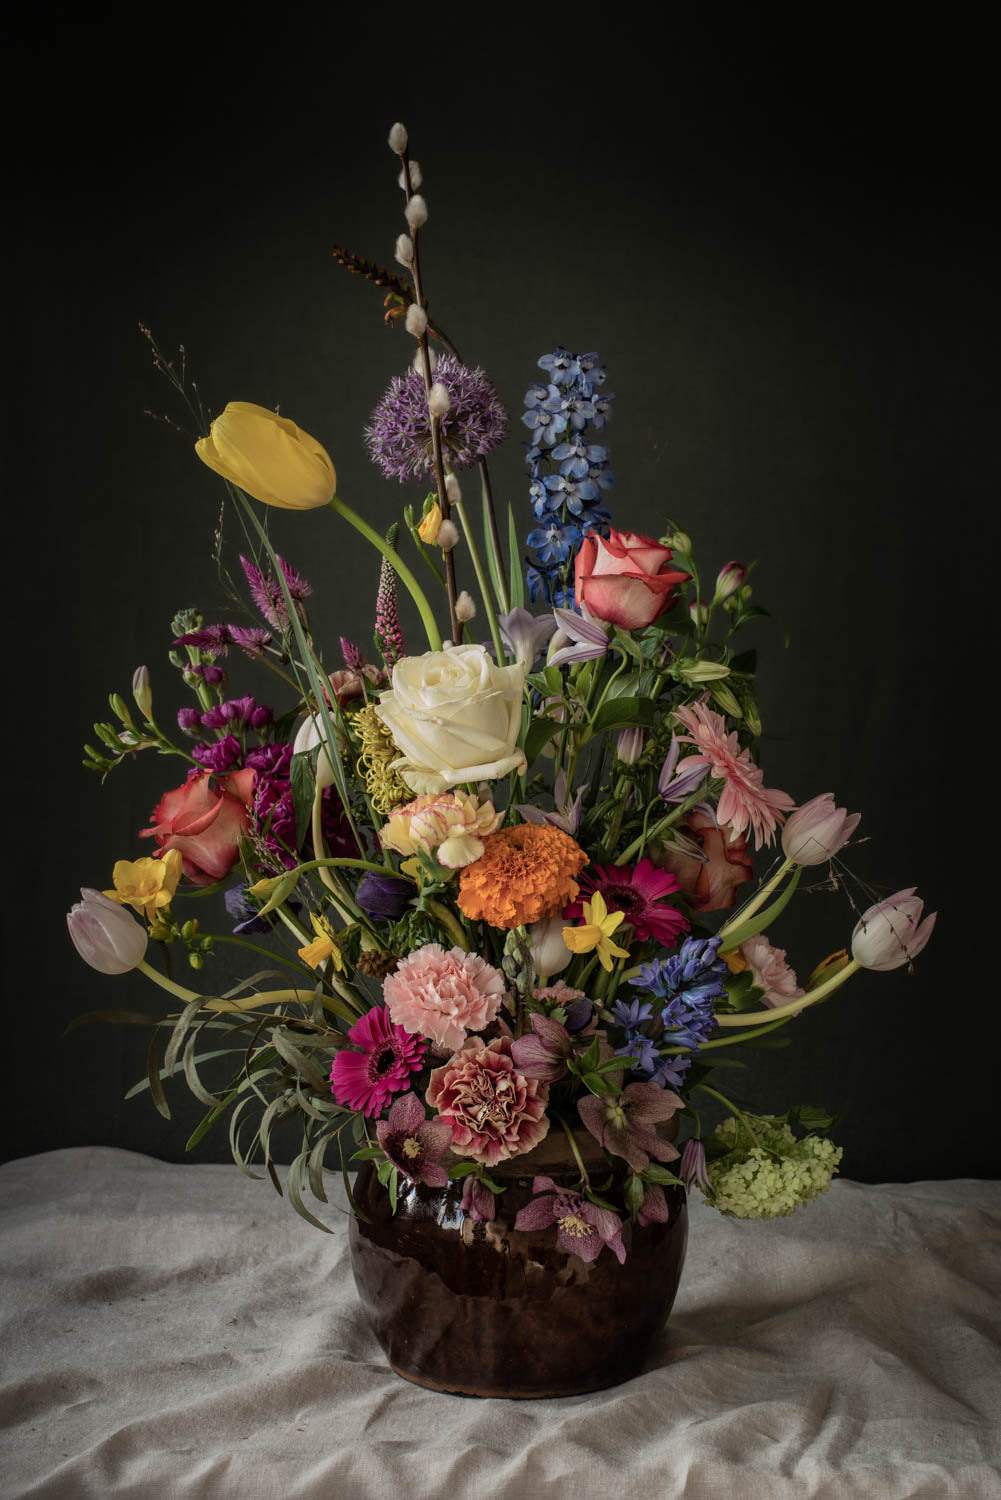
[195, 402, 336, 511]
[417, 501, 443, 543]
[297, 912, 346, 972]
[104, 849, 182, 923]
[562, 890, 631, 972]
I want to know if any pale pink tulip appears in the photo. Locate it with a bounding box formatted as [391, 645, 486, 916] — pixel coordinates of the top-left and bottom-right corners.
[851, 888, 936, 971]
[782, 793, 860, 865]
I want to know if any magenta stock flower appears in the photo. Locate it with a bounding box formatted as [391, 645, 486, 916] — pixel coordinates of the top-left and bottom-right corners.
[515, 1177, 626, 1264]
[781, 793, 861, 866]
[578, 1081, 684, 1173]
[330, 1005, 426, 1116]
[851, 888, 937, 972]
[564, 859, 689, 946]
[673, 700, 795, 849]
[375, 1091, 453, 1187]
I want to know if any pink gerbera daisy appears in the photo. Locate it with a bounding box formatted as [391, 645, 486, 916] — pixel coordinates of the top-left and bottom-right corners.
[330, 1005, 426, 1116]
[563, 858, 690, 945]
[673, 700, 795, 849]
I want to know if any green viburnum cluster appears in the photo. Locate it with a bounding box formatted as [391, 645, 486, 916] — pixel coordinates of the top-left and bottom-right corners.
[705, 1115, 843, 1220]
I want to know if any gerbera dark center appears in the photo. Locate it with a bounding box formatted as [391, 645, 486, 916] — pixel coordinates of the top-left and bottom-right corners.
[371, 1048, 398, 1079]
[604, 884, 644, 913]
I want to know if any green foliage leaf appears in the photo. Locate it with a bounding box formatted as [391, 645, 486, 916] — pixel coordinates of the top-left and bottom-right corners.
[581, 1071, 614, 1095]
[287, 1150, 333, 1233]
[624, 1173, 645, 1216]
[523, 716, 561, 763]
[66, 1009, 162, 1034]
[643, 1163, 684, 1186]
[584, 696, 658, 742]
[146, 1032, 171, 1121]
[720, 865, 802, 951]
[290, 746, 319, 851]
[448, 1161, 480, 1178]
[507, 505, 525, 609]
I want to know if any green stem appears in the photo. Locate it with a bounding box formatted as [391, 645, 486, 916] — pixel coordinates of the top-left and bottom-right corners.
[425, 898, 470, 952]
[694, 1082, 773, 1154]
[329, 495, 442, 651]
[615, 783, 708, 866]
[713, 959, 859, 1026]
[697, 1014, 795, 1048]
[718, 856, 794, 939]
[452, 493, 507, 663]
[557, 1112, 590, 1188]
[136, 959, 308, 1012]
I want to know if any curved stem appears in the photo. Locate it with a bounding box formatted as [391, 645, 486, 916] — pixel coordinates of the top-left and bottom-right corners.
[694, 1082, 773, 1154]
[615, 783, 708, 866]
[557, 1112, 590, 1189]
[713, 959, 860, 1027]
[718, 856, 794, 939]
[136, 959, 309, 1012]
[452, 493, 507, 663]
[329, 496, 442, 651]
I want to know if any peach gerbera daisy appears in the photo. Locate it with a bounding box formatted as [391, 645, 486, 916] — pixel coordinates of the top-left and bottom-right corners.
[673, 700, 794, 849]
[457, 823, 588, 929]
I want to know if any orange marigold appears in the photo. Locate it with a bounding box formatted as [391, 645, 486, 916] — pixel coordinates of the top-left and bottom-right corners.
[457, 823, 588, 929]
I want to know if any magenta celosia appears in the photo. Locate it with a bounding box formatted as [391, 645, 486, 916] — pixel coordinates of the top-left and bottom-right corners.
[329, 1005, 426, 1116]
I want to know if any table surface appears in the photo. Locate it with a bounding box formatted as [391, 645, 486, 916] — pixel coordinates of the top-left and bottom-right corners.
[1, 1147, 998, 1500]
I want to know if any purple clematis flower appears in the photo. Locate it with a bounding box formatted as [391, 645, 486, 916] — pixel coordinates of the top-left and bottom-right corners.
[515, 1176, 626, 1263]
[375, 1092, 453, 1188]
[680, 1138, 710, 1193]
[658, 736, 709, 804]
[510, 1013, 573, 1083]
[578, 1081, 684, 1174]
[548, 605, 609, 668]
[498, 607, 557, 668]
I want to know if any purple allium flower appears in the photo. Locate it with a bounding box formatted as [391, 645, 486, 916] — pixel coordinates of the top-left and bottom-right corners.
[460, 1176, 496, 1222]
[375, 1091, 453, 1186]
[680, 1137, 710, 1193]
[177, 707, 204, 736]
[365, 353, 507, 482]
[191, 734, 243, 773]
[331, 1008, 426, 1117]
[510, 1013, 573, 1083]
[356, 871, 414, 920]
[240, 554, 312, 631]
[514, 1176, 626, 1264]
[578, 1080, 684, 1173]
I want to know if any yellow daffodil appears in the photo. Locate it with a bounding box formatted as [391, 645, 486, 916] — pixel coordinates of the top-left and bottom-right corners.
[724, 948, 748, 975]
[104, 849, 182, 923]
[562, 891, 630, 972]
[297, 912, 346, 972]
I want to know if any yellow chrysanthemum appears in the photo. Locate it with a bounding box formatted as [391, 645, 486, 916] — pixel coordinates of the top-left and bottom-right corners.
[104, 849, 182, 923]
[297, 913, 345, 972]
[457, 823, 588, 930]
[562, 890, 631, 972]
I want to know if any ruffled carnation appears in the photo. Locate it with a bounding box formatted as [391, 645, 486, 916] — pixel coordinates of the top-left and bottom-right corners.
[426, 1035, 550, 1166]
[739, 934, 804, 1007]
[380, 790, 502, 869]
[457, 823, 588, 929]
[383, 944, 507, 1053]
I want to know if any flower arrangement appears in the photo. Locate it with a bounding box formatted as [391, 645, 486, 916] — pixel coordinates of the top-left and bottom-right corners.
[68, 122, 936, 1255]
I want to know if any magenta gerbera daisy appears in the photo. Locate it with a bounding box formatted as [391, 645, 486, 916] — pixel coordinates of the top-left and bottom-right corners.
[673, 699, 795, 849]
[563, 858, 690, 945]
[329, 1005, 426, 1116]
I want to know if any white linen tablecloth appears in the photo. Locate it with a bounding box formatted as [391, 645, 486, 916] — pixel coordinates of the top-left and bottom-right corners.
[0, 1147, 998, 1499]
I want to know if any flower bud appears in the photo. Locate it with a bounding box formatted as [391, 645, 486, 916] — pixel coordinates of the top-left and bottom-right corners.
[806, 949, 851, 988]
[398, 160, 422, 190]
[709, 681, 743, 719]
[444, 473, 461, 504]
[455, 590, 476, 623]
[293, 714, 338, 790]
[394, 233, 414, 266]
[132, 666, 153, 721]
[67, 889, 148, 975]
[850, 888, 936, 971]
[417, 501, 443, 544]
[405, 304, 427, 338]
[388, 122, 408, 153]
[782, 793, 860, 866]
[712, 562, 746, 605]
[437, 519, 460, 551]
[675, 658, 731, 683]
[680, 1138, 710, 1193]
[414, 347, 438, 374]
[247, 869, 301, 918]
[527, 916, 573, 978]
[616, 726, 644, 765]
[404, 195, 428, 229]
[688, 601, 709, 626]
[428, 382, 450, 418]
[662, 529, 691, 553]
[109, 692, 131, 725]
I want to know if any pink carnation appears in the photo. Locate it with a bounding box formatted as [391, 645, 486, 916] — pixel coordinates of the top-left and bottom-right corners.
[673, 700, 795, 849]
[426, 1035, 550, 1166]
[741, 933, 804, 1007]
[383, 943, 507, 1053]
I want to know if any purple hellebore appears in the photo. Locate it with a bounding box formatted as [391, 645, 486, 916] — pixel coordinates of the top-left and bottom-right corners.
[548, 604, 609, 668]
[636, 1184, 670, 1227]
[498, 607, 557, 668]
[375, 1092, 453, 1187]
[460, 1176, 496, 1222]
[515, 1176, 626, 1264]
[577, 1081, 684, 1174]
[510, 1013, 573, 1082]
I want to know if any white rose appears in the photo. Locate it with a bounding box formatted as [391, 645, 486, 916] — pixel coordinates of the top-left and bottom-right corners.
[375, 644, 527, 794]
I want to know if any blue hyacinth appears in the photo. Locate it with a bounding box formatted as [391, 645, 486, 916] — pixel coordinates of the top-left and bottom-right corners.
[522, 348, 615, 607]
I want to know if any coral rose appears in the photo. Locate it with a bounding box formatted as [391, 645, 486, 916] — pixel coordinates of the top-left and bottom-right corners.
[427, 1035, 550, 1166]
[139, 768, 255, 885]
[653, 807, 753, 913]
[574, 529, 689, 630]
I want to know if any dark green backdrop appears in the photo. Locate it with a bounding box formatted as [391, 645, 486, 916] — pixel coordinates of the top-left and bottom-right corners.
[6, 19, 996, 1178]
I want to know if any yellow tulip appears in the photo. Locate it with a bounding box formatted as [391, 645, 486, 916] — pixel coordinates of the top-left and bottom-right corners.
[195, 402, 336, 511]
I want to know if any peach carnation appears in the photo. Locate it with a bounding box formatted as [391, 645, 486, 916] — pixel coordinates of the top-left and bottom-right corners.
[426, 1035, 550, 1166]
[740, 934, 805, 1007]
[457, 822, 588, 929]
[383, 943, 507, 1053]
[379, 789, 502, 869]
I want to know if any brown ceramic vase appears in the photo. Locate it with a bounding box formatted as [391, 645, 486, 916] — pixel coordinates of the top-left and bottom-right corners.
[348, 1128, 688, 1399]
